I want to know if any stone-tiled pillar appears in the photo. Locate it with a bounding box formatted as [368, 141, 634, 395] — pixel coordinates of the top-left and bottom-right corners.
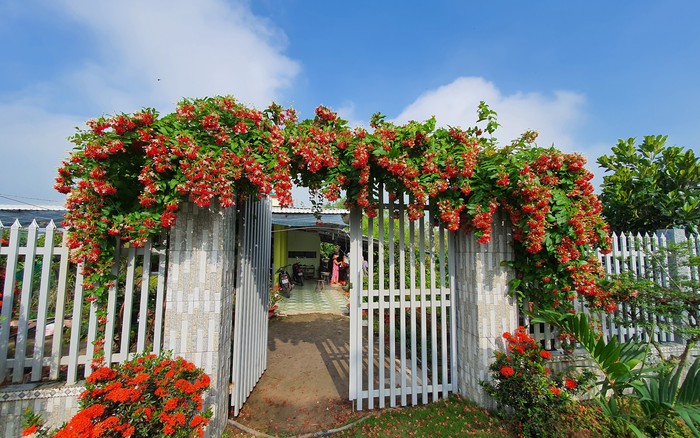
[454, 213, 518, 407]
[164, 201, 236, 438]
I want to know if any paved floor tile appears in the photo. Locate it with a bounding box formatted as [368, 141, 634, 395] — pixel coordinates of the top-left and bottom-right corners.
[278, 282, 349, 315]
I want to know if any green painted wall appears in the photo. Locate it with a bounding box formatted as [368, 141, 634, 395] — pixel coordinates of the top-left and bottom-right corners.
[287, 230, 321, 276]
[273, 225, 287, 286]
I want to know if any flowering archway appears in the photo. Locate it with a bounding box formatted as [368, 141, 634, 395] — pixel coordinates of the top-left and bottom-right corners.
[55, 95, 613, 362]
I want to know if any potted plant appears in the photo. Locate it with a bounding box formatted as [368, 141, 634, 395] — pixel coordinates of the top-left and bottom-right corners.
[320, 242, 336, 272]
[269, 288, 282, 318]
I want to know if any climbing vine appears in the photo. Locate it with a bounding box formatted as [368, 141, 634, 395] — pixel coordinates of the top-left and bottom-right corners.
[55, 95, 612, 362]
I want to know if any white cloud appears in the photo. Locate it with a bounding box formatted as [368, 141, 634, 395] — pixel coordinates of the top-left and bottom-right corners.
[0, 0, 300, 204]
[0, 102, 79, 205]
[57, 0, 300, 112]
[393, 77, 586, 152]
[334, 102, 367, 130]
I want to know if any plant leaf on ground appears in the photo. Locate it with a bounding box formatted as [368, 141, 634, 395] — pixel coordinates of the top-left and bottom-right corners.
[331, 395, 509, 438]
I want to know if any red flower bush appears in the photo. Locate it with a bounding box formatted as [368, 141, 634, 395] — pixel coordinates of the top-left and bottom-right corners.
[481, 327, 594, 437]
[23, 352, 212, 438]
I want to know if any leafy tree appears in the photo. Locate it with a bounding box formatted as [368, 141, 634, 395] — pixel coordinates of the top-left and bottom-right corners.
[597, 135, 700, 233]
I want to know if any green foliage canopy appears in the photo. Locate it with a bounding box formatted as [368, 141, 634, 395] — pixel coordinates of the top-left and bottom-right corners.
[597, 135, 700, 233]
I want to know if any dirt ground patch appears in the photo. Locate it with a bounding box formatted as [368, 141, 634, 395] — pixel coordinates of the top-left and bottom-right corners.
[227, 313, 365, 437]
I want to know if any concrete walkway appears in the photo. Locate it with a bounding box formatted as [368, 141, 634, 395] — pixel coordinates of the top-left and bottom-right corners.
[277, 281, 349, 315]
[229, 313, 361, 436]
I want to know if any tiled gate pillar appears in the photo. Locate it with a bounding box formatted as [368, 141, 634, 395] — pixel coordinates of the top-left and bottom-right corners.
[164, 201, 236, 438]
[453, 213, 518, 407]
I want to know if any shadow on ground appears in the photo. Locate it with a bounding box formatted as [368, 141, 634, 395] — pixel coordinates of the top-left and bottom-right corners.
[227, 313, 364, 437]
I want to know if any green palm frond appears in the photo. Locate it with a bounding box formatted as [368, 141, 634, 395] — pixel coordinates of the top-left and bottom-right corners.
[531, 310, 646, 393]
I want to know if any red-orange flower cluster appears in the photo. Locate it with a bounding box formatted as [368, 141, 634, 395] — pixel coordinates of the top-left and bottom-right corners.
[500, 365, 515, 377]
[53, 352, 211, 438]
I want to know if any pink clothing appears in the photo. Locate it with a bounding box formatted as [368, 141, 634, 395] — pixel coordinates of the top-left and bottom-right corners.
[331, 257, 340, 284]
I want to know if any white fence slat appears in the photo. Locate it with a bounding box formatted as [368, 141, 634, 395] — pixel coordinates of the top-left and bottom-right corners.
[408, 216, 418, 405]
[119, 247, 137, 359]
[641, 233, 656, 342]
[612, 231, 621, 275]
[419, 214, 428, 403]
[31, 221, 56, 380]
[429, 209, 438, 401]
[244, 200, 254, 404]
[398, 198, 407, 407]
[349, 206, 363, 409]
[689, 234, 699, 283]
[50, 230, 70, 380]
[658, 233, 668, 287]
[84, 300, 98, 378]
[439, 224, 449, 398]
[261, 200, 272, 372]
[243, 201, 253, 405]
[231, 201, 247, 412]
[101, 243, 121, 369]
[66, 268, 85, 385]
[377, 188, 386, 409]
[628, 232, 638, 278]
[387, 198, 397, 406]
[0, 220, 17, 380]
[448, 231, 457, 389]
[367, 215, 375, 410]
[234, 202, 253, 414]
[153, 245, 167, 354]
[617, 233, 628, 340]
[13, 221, 39, 382]
[136, 241, 152, 353]
[251, 202, 260, 390]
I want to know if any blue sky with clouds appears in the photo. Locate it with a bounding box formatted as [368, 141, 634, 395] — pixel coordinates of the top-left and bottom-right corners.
[1, 0, 699, 207]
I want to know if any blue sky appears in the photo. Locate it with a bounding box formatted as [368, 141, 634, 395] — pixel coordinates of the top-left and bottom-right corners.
[1, 0, 699, 207]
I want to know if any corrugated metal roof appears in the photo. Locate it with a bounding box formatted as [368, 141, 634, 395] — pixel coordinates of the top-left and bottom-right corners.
[271, 213, 348, 228]
[0, 204, 66, 211]
[271, 206, 349, 215]
[0, 206, 349, 228]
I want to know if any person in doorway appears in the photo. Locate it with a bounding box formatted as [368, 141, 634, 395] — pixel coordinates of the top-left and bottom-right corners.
[331, 254, 340, 284]
[339, 252, 350, 284]
[362, 256, 368, 276]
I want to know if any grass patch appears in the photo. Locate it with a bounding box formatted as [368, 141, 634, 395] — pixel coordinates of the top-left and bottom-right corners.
[332, 395, 510, 438]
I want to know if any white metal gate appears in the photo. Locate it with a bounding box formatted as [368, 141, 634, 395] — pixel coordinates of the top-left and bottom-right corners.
[349, 189, 457, 410]
[230, 198, 273, 415]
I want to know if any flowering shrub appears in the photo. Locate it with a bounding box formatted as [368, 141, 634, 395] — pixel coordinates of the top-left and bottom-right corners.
[54, 96, 614, 360]
[481, 327, 594, 438]
[22, 352, 212, 438]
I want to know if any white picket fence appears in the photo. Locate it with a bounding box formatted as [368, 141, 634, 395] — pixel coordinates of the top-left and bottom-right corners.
[530, 230, 699, 349]
[3, 215, 694, 386]
[348, 187, 456, 411]
[0, 220, 166, 385]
